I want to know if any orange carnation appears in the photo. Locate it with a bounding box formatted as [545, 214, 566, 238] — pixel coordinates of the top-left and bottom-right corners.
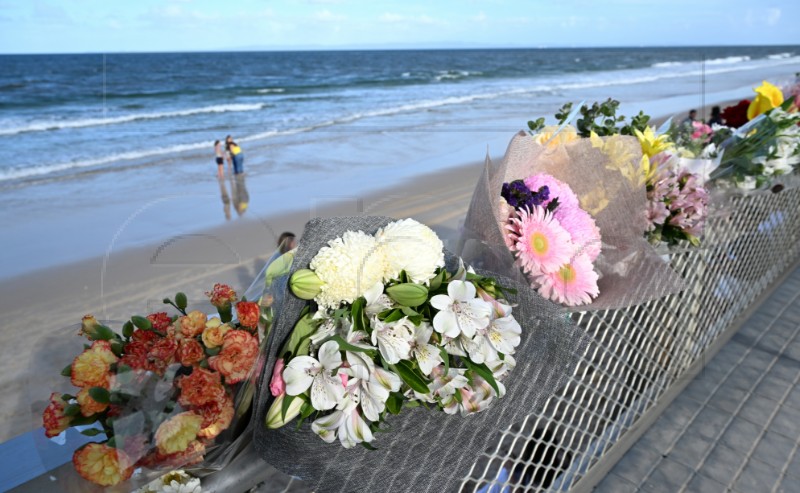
[206, 283, 237, 308]
[139, 440, 206, 469]
[236, 301, 260, 328]
[154, 411, 203, 455]
[177, 367, 225, 408]
[76, 387, 109, 417]
[196, 392, 234, 439]
[178, 338, 205, 367]
[73, 443, 133, 487]
[119, 340, 157, 372]
[71, 340, 118, 388]
[79, 314, 99, 339]
[148, 337, 179, 374]
[178, 310, 207, 338]
[208, 330, 259, 384]
[146, 312, 172, 333]
[42, 392, 71, 438]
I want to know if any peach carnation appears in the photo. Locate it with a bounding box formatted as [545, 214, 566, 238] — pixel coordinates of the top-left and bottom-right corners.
[76, 387, 109, 417]
[79, 314, 99, 339]
[178, 310, 207, 338]
[178, 338, 205, 367]
[236, 301, 260, 329]
[139, 440, 206, 469]
[202, 318, 231, 349]
[196, 393, 234, 439]
[71, 340, 118, 388]
[42, 392, 70, 438]
[206, 283, 237, 308]
[73, 443, 133, 487]
[177, 367, 225, 408]
[208, 330, 259, 384]
[154, 411, 203, 455]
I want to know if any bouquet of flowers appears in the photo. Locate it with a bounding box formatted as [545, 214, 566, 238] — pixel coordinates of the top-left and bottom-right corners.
[264, 218, 522, 449]
[252, 216, 587, 492]
[42, 284, 260, 487]
[500, 174, 601, 306]
[712, 81, 800, 190]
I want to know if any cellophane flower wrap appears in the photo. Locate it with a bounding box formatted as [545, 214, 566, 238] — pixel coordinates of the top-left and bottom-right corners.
[252, 216, 590, 493]
[460, 123, 684, 310]
[40, 284, 266, 489]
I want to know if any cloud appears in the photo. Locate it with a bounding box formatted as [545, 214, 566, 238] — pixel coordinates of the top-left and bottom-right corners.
[378, 12, 442, 25]
[472, 11, 487, 22]
[314, 9, 346, 22]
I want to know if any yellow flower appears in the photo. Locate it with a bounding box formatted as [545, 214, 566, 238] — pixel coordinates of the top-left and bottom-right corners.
[202, 318, 231, 348]
[73, 443, 133, 486]
[533, 125, 579, 148]
[155, 411, 203, 455]
[747, 80, 784, 120]
[634, 126, 673, 159]
[71, 340, 118, 388]
[76, 387, 109, 417]
[590, 132, 645, 186]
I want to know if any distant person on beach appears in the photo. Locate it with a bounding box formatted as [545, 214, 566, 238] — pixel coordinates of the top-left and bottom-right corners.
[683, 109, 698, 125]
[708, 106, 723, 126]
[277, 232, 297, 254]
[214, 140, 226, 179]
[226, 135, 245, 175]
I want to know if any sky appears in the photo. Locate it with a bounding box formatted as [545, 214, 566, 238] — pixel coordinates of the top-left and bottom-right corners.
[0, 0, 799, 54]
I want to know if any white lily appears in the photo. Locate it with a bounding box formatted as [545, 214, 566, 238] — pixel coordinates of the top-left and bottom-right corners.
[363, 282, 393, 317]
[283, 340, 345, 411]
[410, 322, 443, 376]
[369, 316, 414, 364]
[340, 318, 375, 381]
[430, 280, 491, 338]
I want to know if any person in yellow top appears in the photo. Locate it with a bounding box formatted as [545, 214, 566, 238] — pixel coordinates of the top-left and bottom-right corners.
[225, 135, 245, 175]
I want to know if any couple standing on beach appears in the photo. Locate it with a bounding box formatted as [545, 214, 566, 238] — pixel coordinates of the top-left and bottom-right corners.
[214, 135, 244, 178]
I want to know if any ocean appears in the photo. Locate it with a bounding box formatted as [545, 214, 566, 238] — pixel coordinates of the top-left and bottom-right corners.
[1, 46, 800, 278]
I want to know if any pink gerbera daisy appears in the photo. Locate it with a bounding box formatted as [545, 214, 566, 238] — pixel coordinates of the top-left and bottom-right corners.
[536, 253, 599, 306]
[508, 206, 573, 276]
[553, 205, 602, 261]
[523, 174, 580, 209]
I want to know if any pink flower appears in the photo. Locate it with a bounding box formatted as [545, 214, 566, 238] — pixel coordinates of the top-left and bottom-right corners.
[553, 205, 602, 261]
[507, 206, 574, 276]
[522, 174, 580, 209]
[269, 358, 286, 397]
[536, 254, 599, 306]
[691, 121, 713, 141]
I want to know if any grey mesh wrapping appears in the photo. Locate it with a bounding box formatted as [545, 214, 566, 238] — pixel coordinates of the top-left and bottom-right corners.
[459, 131, 685, 311]
[252, 216, 590, 492]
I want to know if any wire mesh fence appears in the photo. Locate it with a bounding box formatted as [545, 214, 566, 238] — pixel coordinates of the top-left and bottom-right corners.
[459, 183, 800, 492]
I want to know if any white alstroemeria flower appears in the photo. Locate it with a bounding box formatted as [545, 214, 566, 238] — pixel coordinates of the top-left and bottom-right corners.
[486, 311, 522, 356]
[359, 366, 402, 421]
[442, 337, 467, 357]
[311, 405, 374, 449]
[430, 281, 491, 338]
[410, 322, 443, 375]
[460, 333, 497, 365]
[309, 316, 337, 345]
[363, 282, 393, 317]
[283, 341, 345, 411]
[370, 316, 414, 364]
[339, 318, 375, 381]
[428, 366, 468, 399]
[487, 355, 516, 381]
[311, 410, 345, 444]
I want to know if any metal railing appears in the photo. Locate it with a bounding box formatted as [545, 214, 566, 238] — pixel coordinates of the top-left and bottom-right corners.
[458, 182, 800, 492]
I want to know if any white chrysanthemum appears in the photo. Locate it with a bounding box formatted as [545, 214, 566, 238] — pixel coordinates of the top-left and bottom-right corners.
[375, 219, 445, 284]
[310, 230, 388, 309]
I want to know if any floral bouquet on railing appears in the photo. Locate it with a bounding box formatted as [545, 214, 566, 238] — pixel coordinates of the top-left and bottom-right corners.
[263, 218, 521, 448]
[252, 216, 588, 492]
[41, 285, 260, 487]
[460, 99, 684, 310]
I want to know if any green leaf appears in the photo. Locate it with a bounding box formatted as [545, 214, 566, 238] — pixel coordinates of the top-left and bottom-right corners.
[281, 394, 297, 421]
[175, 292, 188, 310]
[382, 309, 404, 324]
[282, 312, 317, 357]
[106, 437, 117, 448]
[110, 340, 124, 358]
[122, 321, 134, 339]
[351, 298, 365, 333]
[205, 346, 221, 357]
[61, 364, 72, 377]
[386, 392, 403, 415]
[130, 315, 152, 331]
[429, 269, 446, 291]
[392, 360, 431, 394]
[64, 404, 81, 417]
[88, 387, 110, 404]
[69, 415, 99, 426]
[462, 359, 500, 395]
[299, 402, 315, 420]
[360, 441, 378, 451]
[60, 394, 75, 401]
[80, 428, 104, 437]
[327, 335, 375, 354]
[438, 346, 450, 376]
